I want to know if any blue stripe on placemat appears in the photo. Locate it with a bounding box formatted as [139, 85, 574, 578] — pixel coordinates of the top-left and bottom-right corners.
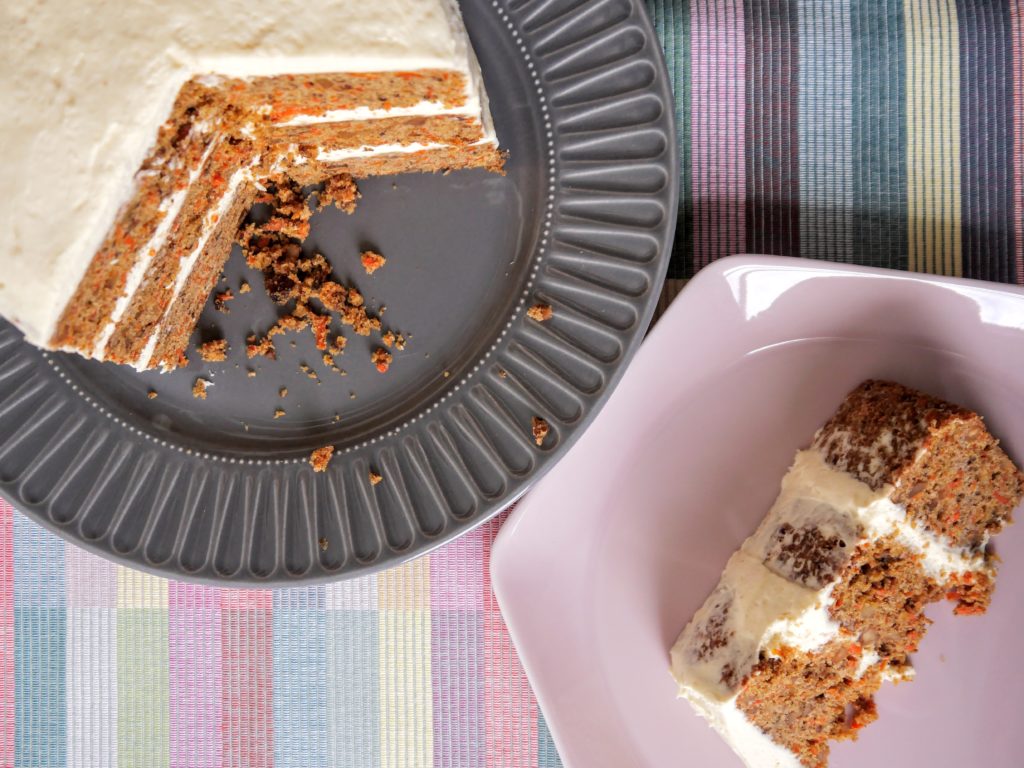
[273, 587, 328, 768]
[13, 515, 65, 767]
[325, 609, 380, 767]
[537, 710, 560, 768]
[799, 0, 855, 261]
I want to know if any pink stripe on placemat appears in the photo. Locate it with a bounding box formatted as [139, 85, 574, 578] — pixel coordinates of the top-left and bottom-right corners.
[1013, 0, 1024, 283]
[220, 590, 273, 768]
[169, 583, 222, 768]
[430, 525, 486, 767]
[481, 514, 537, 768]
[691, 0, 746, 269]
[0, 500, 13, 765]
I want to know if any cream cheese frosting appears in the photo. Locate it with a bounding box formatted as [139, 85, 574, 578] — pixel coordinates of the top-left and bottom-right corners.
[0, 0, 494, 347]
[670, 447, 984, 767]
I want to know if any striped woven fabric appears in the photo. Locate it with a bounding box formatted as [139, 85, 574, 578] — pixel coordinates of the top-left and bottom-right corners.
[3, 2, 1023, 766]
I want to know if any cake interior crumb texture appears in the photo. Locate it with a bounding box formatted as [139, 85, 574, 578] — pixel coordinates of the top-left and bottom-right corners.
[1, 0, 503, 371]
[670, 380, 1022, 768]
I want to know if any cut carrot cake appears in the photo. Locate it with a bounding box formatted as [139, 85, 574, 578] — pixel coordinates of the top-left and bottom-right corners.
[0, 0, 502, 371]
[670, 380, 1022, 767]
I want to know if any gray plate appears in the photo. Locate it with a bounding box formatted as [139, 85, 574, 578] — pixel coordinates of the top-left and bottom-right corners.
[0, 0, 678, 585]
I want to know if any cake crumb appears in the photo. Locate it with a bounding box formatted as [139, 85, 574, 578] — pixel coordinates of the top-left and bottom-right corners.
[381, 330, 396, 348]
[322, 353, 346, 375]
[349, 392, 356, 400]
[214, 290, 234, 313]
[371, 348, 392, 373]
[198, 338, 228, 362]
[299, 363, 319, 381]
[527, 303, 553, 322]
[310, 445, 335, 472]
[497, 368, 507, 379]
[246, 335, 276, 360]
[369, 470, 383, 486]
[192, 378, 210, 400]
[239, 280, 251, 294]
[443, 370, 450, 378]
[333, 413, 341, 422]
[279, 387, 288, 398]
[329, 335, 347, 356]
[246, 368, 257, 378]
[147, 389, 158, 399]
[395, 334, 407, 351]
[318, 536, 329, 552]
[361, 250, 387, 274]
[531, 416, 549, 446]
[318, 174, 360, 213]
[274, 408, 286, 419]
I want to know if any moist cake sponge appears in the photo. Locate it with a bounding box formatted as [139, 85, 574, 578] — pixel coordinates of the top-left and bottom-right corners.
[670, 380, 1022, 768]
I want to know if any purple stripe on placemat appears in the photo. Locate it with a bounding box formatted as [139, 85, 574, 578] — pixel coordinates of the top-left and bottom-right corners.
[690, 0, 746, 269]
[958, 0, 1014, 282]
[169, 583, 221, 768]
[1012, 0, 1024, 283]
[430, 530, 486, 767]
[745, 0, 800, 256]
[0, 501, 13, 765]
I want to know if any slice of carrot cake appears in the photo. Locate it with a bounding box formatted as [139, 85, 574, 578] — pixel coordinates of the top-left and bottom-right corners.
[0, 0, 502, 371]
[670, 380, 1022, 767]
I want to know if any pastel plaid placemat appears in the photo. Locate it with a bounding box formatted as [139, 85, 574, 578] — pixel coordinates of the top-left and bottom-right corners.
[3, 1, 1024, 766]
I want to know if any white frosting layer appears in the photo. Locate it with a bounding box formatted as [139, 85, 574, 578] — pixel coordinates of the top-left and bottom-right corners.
[136, 162, 255, 371]
[0, 0, 490, 347]
[670, 447, 984, 767]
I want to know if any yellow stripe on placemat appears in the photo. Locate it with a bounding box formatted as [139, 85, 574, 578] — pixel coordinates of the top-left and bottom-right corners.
[905, 0, 961, 276]
[378, 557, 433, 768]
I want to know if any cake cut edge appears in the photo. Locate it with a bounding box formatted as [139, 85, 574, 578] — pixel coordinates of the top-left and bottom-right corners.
[670, 380, 1022, 767]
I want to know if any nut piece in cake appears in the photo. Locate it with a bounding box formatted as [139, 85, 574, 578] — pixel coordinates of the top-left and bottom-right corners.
[192, 378, 210, 399]
[531, 416, 549, 446]
[310, 445, 334, 473]
[371, 348, 392, 373]
[198, 338, 228, 362]
[360, 250, 387, 274]
[527, 303, 553, 322]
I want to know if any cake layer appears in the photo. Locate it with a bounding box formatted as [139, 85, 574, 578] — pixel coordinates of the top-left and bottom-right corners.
[814, 380, 1019, 550]
[670, 381, 1022, 768]
[1, 0, 499, 362]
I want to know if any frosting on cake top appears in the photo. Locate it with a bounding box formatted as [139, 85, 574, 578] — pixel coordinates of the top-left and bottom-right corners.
[0, 0, 489, 345]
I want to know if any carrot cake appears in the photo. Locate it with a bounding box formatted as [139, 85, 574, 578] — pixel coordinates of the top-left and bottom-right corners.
[0, 0, 502, 371]
[670, 380, 1022, 767]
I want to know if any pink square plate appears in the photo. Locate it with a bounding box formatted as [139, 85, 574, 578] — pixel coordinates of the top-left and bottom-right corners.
[491, 255, 1024, 767]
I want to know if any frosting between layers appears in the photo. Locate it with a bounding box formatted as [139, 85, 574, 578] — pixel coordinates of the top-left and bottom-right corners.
[0, 0, 492, 347]
[136, 162, 256, 371]
[670, 447, 985, 767]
